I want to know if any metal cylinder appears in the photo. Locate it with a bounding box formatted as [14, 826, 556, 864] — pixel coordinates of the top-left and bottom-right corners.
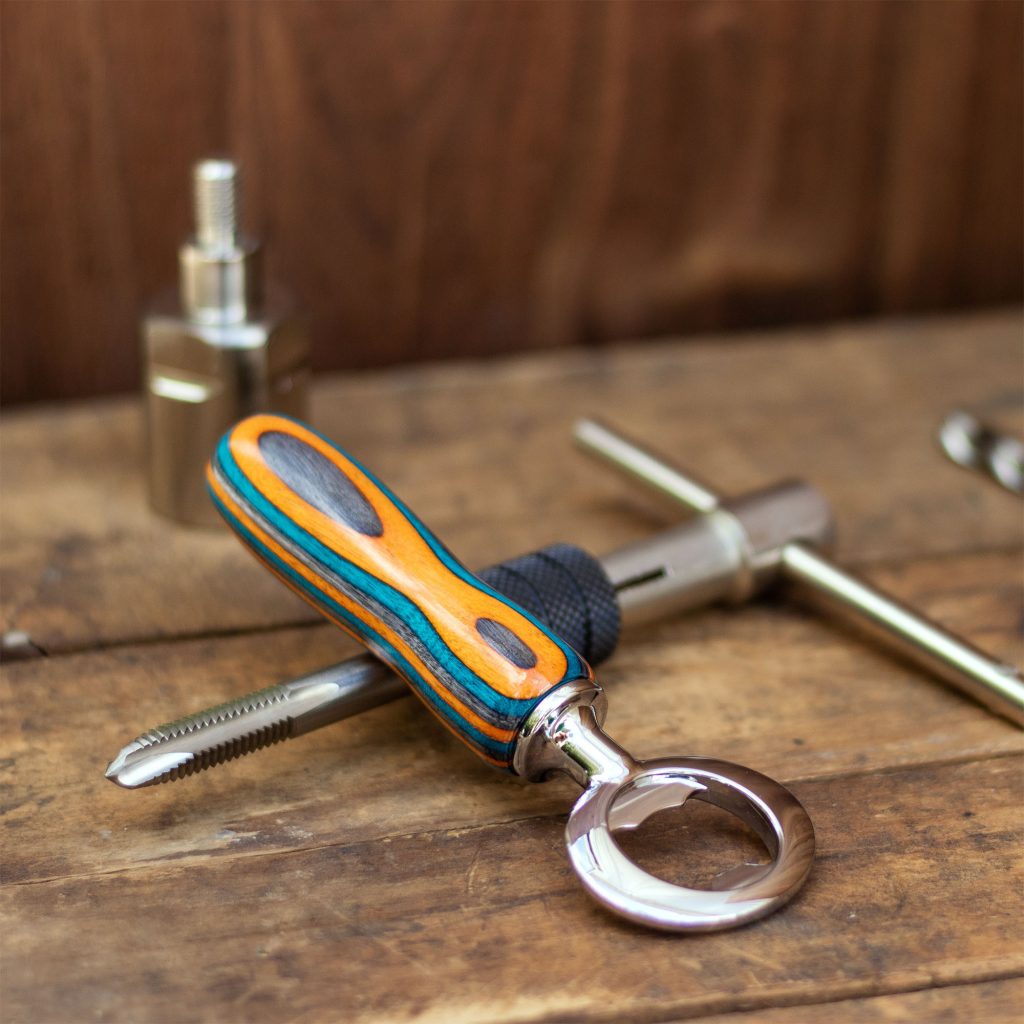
[603, 481, 835, 626]
[782, 542, 1024, 726]
[179, 160, 260, 325]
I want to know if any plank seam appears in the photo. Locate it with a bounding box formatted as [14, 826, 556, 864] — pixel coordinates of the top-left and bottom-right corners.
[511, 966, 1024, 1024]
[4, 540, 1021, 663]
[5, 749, 1021, 890]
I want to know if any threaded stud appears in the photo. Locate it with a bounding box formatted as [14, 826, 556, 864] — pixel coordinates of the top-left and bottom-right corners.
[193, 159, 239, 250]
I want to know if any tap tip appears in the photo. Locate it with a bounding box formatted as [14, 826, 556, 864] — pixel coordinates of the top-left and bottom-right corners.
[104, 740, 194, 789]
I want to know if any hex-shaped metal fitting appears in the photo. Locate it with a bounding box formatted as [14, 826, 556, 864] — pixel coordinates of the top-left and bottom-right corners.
[143, 290, 309, 526]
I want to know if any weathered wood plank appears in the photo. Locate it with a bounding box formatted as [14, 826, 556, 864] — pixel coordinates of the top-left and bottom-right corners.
[689, 977, 1024, 1024]
[2, 312, 1021, 654]
[2, 314, 1022, 1024]
[3, 756, 1021, 1024]
[2, 546, 1019, 886]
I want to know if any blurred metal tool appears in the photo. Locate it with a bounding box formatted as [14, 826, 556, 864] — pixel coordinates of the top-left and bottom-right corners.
[939, 410, 1024, 496]
[143, 159, 309, 526]
[106, 418, 1024, 788]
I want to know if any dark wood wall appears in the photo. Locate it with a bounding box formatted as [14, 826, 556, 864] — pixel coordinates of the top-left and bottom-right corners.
[2, 0, 1021, 405]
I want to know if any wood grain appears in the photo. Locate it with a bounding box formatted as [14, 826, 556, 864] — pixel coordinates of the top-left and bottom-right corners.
[690, 977, 1024, 1023]
[3, 757, 1021, 1023]
[2, 545, 1020, 888]
[1, 311, 1022, 1023]
[0, 0, 229, 404]
[2, 311, 1021, 655]
[2, 1, 1022, 404]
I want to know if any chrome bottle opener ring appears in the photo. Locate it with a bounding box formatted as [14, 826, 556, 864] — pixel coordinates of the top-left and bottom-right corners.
[517, 684, 815, 931]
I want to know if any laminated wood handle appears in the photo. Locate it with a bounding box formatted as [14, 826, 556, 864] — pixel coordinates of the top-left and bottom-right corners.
[207, 414, 593, 770]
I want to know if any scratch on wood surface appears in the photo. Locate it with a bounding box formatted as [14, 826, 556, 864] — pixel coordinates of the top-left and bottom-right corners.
[319, 900, 434, 983]
[464, 841, 484, 897]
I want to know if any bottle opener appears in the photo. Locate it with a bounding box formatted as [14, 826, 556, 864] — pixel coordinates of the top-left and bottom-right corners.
[203, 414, 815, 932]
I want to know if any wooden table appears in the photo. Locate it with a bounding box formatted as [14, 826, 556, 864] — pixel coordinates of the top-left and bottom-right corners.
[3, 311, 1022, 1023]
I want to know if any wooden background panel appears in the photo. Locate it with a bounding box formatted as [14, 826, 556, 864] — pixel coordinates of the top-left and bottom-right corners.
[2, 0, 1021, 404]
[0, 0, 229, 404]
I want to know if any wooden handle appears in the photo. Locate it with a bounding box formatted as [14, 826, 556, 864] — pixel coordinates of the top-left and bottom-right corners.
[207, 415, 592, 770]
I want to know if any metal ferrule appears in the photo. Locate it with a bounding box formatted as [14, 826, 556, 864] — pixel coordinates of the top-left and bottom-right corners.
[512, 678, 608, 782]
[603, 479, 834, 627]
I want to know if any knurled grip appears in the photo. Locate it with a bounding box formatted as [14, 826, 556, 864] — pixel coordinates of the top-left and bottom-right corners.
[208, 415, 597, 771]
[478, 544, 620, 668]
